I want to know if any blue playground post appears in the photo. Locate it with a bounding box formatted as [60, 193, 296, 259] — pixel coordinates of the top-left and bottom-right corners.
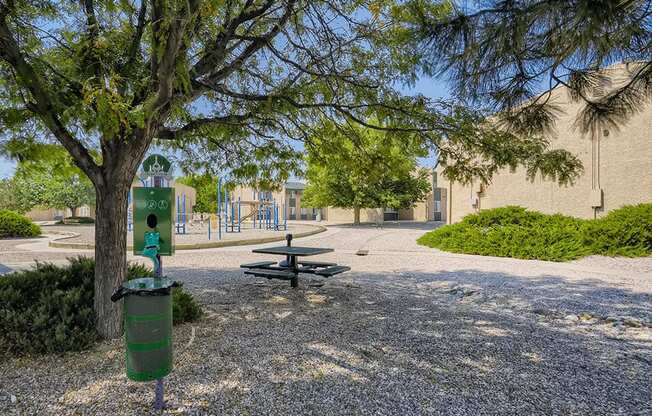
[284, 201, 287, 230]
[224, 190, 229, 233]
[217, 179, 222, 240]
[208, 215, 211, 240]
[252, 191, 257, 228]
[237, 197, 241, 232]
[127, 190, 132, 232]
[175, 193, 187, 235]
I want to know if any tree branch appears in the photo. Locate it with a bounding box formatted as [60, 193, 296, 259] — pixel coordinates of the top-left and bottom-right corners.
[194, 0, 296, 86]
[156, 113, 254, 140]
[191, 0, 276, 78]
[0, 16, 100, 183]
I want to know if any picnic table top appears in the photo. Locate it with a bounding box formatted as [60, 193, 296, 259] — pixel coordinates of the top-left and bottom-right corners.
[252, 246, 334, 256]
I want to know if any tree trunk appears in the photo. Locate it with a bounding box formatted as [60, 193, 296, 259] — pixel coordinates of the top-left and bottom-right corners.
[353, 207, 361, 225]
[70, 206, 77, 218]
[94, 181, 130, 339]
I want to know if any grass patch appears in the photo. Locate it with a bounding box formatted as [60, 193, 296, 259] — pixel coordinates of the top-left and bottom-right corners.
[0, 257, 202, 356]
[418, 204, 652, 262]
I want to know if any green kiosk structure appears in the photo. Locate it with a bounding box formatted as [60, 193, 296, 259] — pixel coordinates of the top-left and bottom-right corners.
[111, 154, 178, 410]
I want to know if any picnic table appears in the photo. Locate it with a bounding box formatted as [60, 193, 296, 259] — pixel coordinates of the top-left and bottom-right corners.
[240, 234, 350, 287]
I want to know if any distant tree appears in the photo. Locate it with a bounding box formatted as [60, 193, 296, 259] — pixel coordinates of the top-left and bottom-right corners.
[9, 174, 48, 213]
[0, 177, 41, 213]
[301, 121, 432, 224]
[43, 174, 95, 218]
[2, 144, 95, 216]
[176, 174, 217, 214]
[412, 0, 652, 137]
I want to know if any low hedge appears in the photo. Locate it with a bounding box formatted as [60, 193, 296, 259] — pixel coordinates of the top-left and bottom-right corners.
[582, 204, 652, 257]
[418, 204, 652, 262]
[0, 257, 202, 355]
[0, 210, 41, 238]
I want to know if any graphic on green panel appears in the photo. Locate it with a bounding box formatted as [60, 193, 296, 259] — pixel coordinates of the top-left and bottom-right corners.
[133, 187, 175, 255]
[141, 154, 173, 179]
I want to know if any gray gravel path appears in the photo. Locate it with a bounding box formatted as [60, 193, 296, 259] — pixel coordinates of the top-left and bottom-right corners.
[1, 222, 650, 415]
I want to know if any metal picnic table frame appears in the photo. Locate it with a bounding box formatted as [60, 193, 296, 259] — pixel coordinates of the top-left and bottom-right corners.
[241, 234, 350, 287]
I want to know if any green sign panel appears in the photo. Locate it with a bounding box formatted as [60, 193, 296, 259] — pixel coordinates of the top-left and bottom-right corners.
[141, 154, 173, 179]
[133, 187, 175, 256]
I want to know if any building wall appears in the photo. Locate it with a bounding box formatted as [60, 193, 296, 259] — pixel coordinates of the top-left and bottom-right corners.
[324, 207, 384, 223]
[436, 63, 652, 223]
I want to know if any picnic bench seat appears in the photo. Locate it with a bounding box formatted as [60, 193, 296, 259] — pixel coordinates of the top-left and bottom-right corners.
[240, 261, 276, 269]
[297, 260, 337, 268]
[244, 268, 296, 280]
[313, 265, 351, 277]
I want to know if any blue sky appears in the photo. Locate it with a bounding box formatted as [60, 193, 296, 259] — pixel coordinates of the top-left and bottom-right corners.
[0, 76, 451, 179]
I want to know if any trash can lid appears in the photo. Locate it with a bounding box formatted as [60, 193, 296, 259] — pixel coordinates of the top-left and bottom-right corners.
[123, 277, 177, 291]
[111, 277, 180, 302]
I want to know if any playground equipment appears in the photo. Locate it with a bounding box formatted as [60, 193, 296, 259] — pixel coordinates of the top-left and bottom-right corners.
[112, 154, 178, 411]
[207, 180, 288, 240]
[127, 190, 133, 232]
[176, 193, 187, 235]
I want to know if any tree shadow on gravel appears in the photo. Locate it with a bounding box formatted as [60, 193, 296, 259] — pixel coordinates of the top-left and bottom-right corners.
[1, 266, 650, 415]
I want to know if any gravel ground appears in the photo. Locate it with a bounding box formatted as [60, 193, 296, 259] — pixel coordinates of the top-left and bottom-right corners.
[1, 223, 650, 415]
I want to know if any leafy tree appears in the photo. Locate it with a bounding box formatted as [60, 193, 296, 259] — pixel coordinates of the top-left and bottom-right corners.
[9, 171, 94, 217]
[43, 174, 95, 218]
[411, 0, 652, 137]
[176, 174, 217, 213]
[0, 177, 38, 213]
[9, 173, 48, 213]
[2, 144, 95, 216]
[301, 121, 432, 224]
[0, 1, 582, 338]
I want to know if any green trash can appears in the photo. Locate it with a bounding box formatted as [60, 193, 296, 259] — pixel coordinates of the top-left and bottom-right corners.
[111, 277, 179, 382]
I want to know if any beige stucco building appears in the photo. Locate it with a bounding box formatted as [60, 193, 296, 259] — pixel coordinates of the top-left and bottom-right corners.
[434, 62, 652, 224]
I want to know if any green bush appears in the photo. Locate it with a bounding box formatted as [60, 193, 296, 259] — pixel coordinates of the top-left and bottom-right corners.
[418, 204, 652, 262]
[0, 257, 202, 355]
[0, 210, 41, 238]
[172, 289, 203, 325]
[583, 204, 652, 257]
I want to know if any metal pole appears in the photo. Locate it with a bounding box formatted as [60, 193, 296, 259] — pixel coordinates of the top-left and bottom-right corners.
[208, 215, 211, 240]
[237, 197, 241, 232]
[226, 194, 229, 233]
[176, 195, 180, 234]
[155, 378, 164, 410]
[153, 177, 165, 411]
[231, 198, 235, 231]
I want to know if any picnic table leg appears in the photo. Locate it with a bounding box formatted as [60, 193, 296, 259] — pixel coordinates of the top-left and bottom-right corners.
[290, 254, 299, 288]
